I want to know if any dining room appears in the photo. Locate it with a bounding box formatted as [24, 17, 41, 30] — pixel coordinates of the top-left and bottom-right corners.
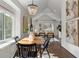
[0, 0, 78, 58]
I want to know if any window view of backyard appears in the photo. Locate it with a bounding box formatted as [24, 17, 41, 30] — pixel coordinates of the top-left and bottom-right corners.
[4, 14, 12, 39]
[0, 12, 12, 40]
[0, 13, 3, 40]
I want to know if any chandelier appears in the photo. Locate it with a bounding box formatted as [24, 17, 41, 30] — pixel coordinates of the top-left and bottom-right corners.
[28, 0, 38, 15]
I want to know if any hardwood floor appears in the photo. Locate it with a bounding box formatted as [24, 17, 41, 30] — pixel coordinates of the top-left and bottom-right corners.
[48, 41, 76, 58]
[14, 39, 76, 58]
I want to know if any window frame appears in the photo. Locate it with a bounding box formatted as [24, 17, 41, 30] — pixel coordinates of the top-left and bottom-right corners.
[0, 6, 15, 42]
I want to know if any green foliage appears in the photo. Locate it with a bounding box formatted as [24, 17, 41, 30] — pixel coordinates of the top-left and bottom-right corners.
[23, 27, 28, 33]
[4, 15, 12, 38]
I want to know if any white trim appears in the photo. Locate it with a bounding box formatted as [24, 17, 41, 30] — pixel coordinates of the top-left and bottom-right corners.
[0, 39, 15, 49]
[0, 6, 15, 43]
[33, 8, 60, 21]
[66, 17, 79, 22]
[62, 41, 79, 57]
[0, 6, 15, 17]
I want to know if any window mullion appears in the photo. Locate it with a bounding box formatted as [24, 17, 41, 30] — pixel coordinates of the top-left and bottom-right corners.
[3, 13, 5, 40]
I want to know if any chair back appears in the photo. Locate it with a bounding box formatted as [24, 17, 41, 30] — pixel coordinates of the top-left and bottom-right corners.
[14, 36, 19, 42]
[43, 39, 50, 49]
[18, 43, 37, 58]
[47, 32, 54, 38]
[34, 32, 39, 36]
[39, 32, 45, 37]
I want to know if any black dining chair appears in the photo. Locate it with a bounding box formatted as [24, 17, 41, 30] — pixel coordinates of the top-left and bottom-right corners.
[18, 43, 37, 58]
[41, 38, 50, 58]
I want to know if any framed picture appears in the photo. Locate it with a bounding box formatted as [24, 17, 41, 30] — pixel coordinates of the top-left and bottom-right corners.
[66, 0, 79, 46]
[23, 16, 29, 33]
[66, 20, 79, 46]
[66, 0, 78, 19]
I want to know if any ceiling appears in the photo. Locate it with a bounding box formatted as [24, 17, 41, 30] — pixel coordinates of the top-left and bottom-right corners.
[17, 0, 62, 20]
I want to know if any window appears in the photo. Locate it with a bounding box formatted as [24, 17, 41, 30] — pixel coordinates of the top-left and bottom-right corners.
[0, 8, 14, 41]
[0, 12, 4, 40]
[4, 14, 12, 39]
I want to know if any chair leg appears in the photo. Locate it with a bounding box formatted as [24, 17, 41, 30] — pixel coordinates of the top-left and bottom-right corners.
[46, 48, 50, 58]
[40, 48, 45, 58]
[41, 48, 50, 58]
[18, 47, 21, 58]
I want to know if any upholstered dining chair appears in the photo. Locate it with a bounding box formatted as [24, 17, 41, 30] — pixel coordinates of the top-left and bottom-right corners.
[39, 32, 45, 38]
[47, 32, 54, 38]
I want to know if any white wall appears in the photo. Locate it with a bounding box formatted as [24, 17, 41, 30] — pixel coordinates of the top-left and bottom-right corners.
[61, 0, 79, 57]
[33, 15, 60, 36]
[32, 8, 60, 36]
[0, 0, 27, 58]
[53, 21, 60, 37]
[0, 0, 15, 14]
[11, 0, 28, 35]
[0, 40, 16, 58]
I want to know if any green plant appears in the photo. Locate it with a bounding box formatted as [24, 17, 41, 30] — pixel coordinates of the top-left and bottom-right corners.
[23, 27, 28, 33]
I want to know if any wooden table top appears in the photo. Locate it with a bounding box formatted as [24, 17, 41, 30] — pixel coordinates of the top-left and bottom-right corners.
[18, 37, 45, 45]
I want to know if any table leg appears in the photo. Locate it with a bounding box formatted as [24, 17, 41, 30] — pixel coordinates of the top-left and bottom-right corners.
[39, 45, 42, 58]
[37, 45, 42, 58]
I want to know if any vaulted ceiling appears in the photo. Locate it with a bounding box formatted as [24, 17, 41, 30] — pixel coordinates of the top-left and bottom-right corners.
[17, 0, 62, 21]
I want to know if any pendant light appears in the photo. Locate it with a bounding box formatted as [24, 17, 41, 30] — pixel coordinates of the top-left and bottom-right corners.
[28, 0, 38, 15]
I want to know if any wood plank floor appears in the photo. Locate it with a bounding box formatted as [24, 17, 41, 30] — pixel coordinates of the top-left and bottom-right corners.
[14, 41, 76, 58]
[48, 41, 76, 58]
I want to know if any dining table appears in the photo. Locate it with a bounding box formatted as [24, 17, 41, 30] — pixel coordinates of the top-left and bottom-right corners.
[17, 36, 45, 57]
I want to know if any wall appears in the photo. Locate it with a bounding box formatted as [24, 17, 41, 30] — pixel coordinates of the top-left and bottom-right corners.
[32, 9, 60, 36]
[0, 40, 16, 58]
[61, 0, 79, 57]
[0, 0, 15, 14]
[11, 0, 28, 35]
[33, 15, 59, 36]
[53, 21, 60, 37]
[0, 0, 27, 58]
